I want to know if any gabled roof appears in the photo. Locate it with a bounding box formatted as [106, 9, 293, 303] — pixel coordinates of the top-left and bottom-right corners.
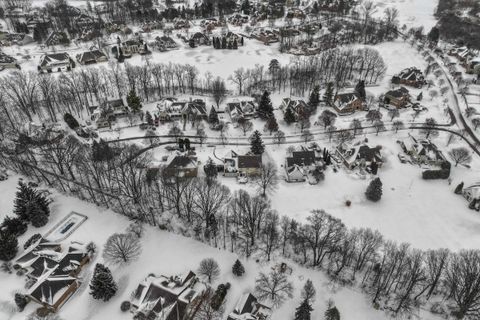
[238, 155, 262, 169]
[385, 87, 409, 98]
[76, 49, 106, 63]
[166, 156, 198, 171]
[29, 276, 78, 306]
[39, 53, 70, 67]
[335, 92, 360, 104]
[286, 150, 316, 167]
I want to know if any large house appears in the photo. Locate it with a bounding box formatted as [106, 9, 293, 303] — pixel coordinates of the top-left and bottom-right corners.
[164, 155, 199, 178]
[121, 39, 149, 57]
[336, 143, 383, 170]
[227, 293, 272, 320]
[38, 53, 73, 73]
[332, 93, 364, 114]
[280, 98, 309, 120]
[151, 35, 178, 51]
[384, 87, 410, 108]
[251, 29, 279, 44]
[130, 271, 204, 320]
[189, 32, 211, 46]
[75, 49, 107, 65]
[14, 238, 91, 313]
[157, 99, 207, 122]
[227, 100, 256, 121]
[398, 135, 447, 166]
[223, 150, 262, 178]
[285, 150, 317, 182]
[392, 67, 426, 88]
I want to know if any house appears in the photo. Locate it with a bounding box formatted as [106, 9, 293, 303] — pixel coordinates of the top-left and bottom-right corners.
[463, 184, 480, 203]
[384, 87, 410, 108]
[466, 56, 480, 74]
[284, 149, 323, 182]
[226, 100, 256, 121]
[38, 53, 73, 73]
[223, 151, 262, 177]
[13, 239, 91, 313]
[173, 18, 190, 29]
[164, 155, 199, 178]
[251, 29, 279, 44]
[152, 35, 178, 51]
[286, 7, 306, 19]
[1, 33, 34, 46]
[189, 32, 211, 46]
[336, 143, 383, 170]
[119, 39, 149, 58]
[75, 49, 107, 65]
[399, 135, 446, 166]
[130, 271, 204, 320]
[0, 52, 19, 68]
[280, 98, 309, 120]
[226, 293, 272, 320]
[285, 164, 307, 182]
[44, 31, 70, 46]
[332, 93, 364, 114]
[157, 99, 207, 122]
[228, 14, 249, 26]
[392, 67, 426, 88]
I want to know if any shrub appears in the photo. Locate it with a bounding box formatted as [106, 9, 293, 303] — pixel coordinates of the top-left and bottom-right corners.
[14, 293, 27, 311]
[1, 216, 28, 237]
[63, 113, 80, 129]
[0, 231, 18, 261]
[120, 301, 131, 312]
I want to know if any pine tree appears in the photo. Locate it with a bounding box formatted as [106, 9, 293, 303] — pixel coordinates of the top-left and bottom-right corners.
[294, 299, 313, 320]
[365, 177, 383, 202]
[127, 89, 142, 112]
[90, 263, 118, 302]
[250, 130, 265, 155]
[241, 0, 250, 14]
[145, 111, 153, 125]
[325, 305, 340, 320]
[14, 293, 27, 311]
[323, 82, 334, 105]
[417, 92, 423, 101]
[1, 216, 27, 237]
[13, 182, 50, 224]
[354, 80, 366, 100]
[284, 107, 296, 124]
[0, 231, 18, 261]
[232, 259, 245, 277]
[308, 85, 320, 112]
[265, 116, 279, 134]
[454, 182, 464, 195]
[204, 158, 218, 180]
[30, 209, 49, 228]
[209, 106, 219, 124]
[258, 91, 274, 120]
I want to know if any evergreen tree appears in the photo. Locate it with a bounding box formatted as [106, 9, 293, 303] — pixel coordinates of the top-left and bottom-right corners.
[258, 91, 274, 120]
[323, 82, 334, 105]
[232, 259, 245, 277]
[294, 299, 313, 320]
[427, 26, 440, 44]
[145, 111, 153, 125]
[14, 293, 27, 311]
[365, 177, 383, 202]
[64, 113, 80, 129]
[127, 89, 142, 112]
[454, 182, 464, 195]
[325, 305, 340, 320]
[250, 130, 265, 155]
[90, 263, 118, 302]
[265, 116, 279, 134]
[1, 216, 27, 237]
[30, 209, 49, 228]
[0, 231, 18, 261]
[92, 139, 116, 162]
[354, 80, 366, 100]
[208, 106, 219, 124]
[233, 38, 238, 49]
[241, 0, 250, 14]
[308, 85, 321, 112]
[417, 92, 423, 101]
[284, 107, 296, 124]
[13, 182, 50, 224]
[204, 158, 218, 181]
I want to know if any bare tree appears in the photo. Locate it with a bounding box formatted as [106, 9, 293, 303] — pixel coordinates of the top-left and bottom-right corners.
[237, 117, 253, 136]
[211, 77, 227, 107]
[301, 279, 316, 303]
[254, 269, 293, 307]
[448, 147, 472, 167]
[253, 162, 279, 197]
[392, 120, 405, 133]
[198, 258, 220, 283]
[274, 130, 286, 145]
[229, 68, 249, 95]
[446, 250, 480, 319]
[103, 233, 141, 265]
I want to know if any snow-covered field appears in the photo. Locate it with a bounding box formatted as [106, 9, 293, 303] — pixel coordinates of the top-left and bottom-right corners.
[368, 0, 438, 30]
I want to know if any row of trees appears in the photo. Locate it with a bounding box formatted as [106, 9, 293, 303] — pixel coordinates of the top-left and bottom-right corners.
[1, 129, 480, 318]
